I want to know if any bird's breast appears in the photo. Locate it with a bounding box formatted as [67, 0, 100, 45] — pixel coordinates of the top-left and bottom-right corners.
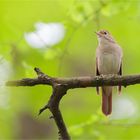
[98, 52, 120, 74]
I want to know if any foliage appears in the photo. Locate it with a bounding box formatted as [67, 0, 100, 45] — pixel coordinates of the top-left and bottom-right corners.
[1, 0, 140, 139]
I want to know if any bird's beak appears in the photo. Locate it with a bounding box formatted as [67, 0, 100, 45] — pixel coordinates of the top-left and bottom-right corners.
[95, 31, 101, 37]
[95, 31, 98, 35]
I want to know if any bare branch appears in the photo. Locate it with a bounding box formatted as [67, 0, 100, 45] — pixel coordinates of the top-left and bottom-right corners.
[6, 73, 140, 88]
[5, 68, 140, 140]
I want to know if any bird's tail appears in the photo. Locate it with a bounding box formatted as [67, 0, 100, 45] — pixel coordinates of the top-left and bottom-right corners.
[102, 86, 112, 116]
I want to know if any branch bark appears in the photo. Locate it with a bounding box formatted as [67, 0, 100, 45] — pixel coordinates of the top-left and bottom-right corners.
[5, 68, 140, 140]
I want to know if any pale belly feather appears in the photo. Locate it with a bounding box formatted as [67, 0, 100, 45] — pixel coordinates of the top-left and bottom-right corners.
[98, 53, 120, 75]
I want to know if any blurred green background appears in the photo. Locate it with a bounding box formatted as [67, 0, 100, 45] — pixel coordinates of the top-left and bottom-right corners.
[1, 0, 140, 139]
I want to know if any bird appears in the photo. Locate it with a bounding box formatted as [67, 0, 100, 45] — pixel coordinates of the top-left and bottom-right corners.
[95, 30, 123, 116]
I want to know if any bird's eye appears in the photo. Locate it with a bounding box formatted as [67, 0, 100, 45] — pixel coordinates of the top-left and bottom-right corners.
[104, 31, 107, 35]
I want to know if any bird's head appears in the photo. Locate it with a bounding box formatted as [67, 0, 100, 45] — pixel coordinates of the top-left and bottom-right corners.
[95, 30, 116, 44]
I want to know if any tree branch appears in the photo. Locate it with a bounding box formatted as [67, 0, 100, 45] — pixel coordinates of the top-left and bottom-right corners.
[5, 68, 140, 140]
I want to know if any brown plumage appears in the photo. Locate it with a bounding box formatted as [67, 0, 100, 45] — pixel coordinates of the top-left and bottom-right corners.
[95, 30, 123, 116]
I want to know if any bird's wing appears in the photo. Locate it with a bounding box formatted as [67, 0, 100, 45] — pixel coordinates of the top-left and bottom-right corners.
[96, 57, 100, 94]
[118, 62, 122, 94]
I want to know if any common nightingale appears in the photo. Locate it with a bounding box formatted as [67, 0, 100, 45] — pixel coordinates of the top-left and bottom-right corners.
[95, 30, 123, 116]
